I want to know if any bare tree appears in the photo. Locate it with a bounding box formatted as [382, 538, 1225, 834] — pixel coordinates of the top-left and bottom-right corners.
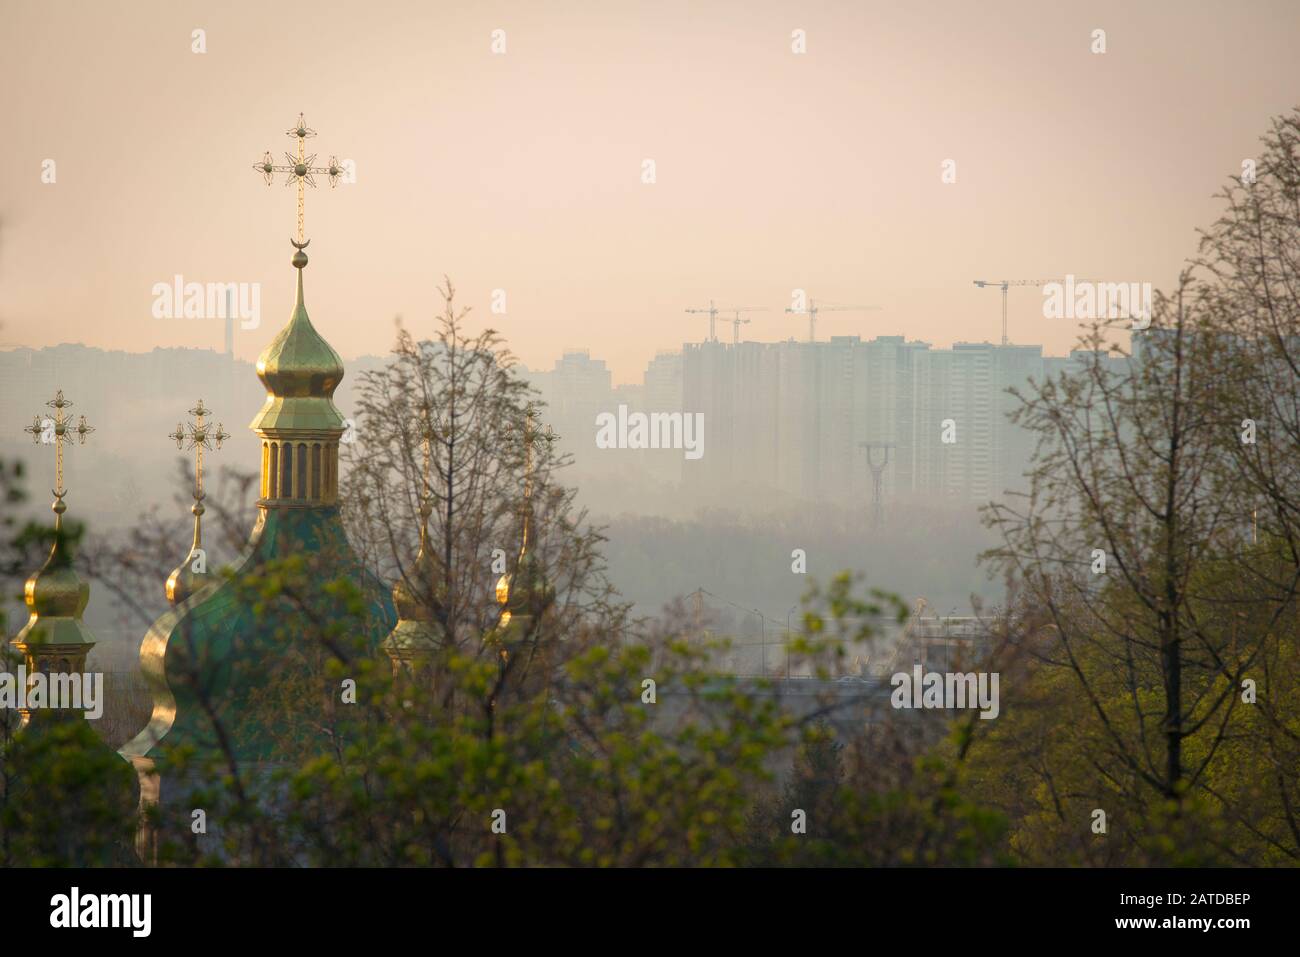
[983, 284, 1259, 815]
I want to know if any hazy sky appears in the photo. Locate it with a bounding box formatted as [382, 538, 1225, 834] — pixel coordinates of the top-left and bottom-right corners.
[2, 0, 1298, 382]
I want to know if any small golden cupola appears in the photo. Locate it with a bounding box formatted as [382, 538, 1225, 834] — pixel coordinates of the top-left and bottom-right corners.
[493, 406, 556, 634]
[12, 391, 100, 724]
[384, 430, 447, 678]
[164, 400, 229, 606]
[11, 390, 140, 864]
[16, 497, 93, 688]
[383, 499, 445, 678]
[164, 502, 206, 607]
[250, 240, 348, 507]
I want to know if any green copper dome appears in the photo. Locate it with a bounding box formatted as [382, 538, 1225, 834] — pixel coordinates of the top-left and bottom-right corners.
[125, 242, 394, 770]
[125, 506, 396, 765]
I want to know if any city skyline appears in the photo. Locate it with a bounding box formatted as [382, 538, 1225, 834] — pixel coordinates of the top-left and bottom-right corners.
[4, 0, 1298, 381]
[0, 319, 1128, 366]
[0, 0, 1296, 901]
[0, 328, 1127, 542]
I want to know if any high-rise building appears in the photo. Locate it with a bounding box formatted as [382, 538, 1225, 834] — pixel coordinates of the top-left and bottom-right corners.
[548, 349, 612, 460]
[674, 335, 1128, 510]
[643, 351, 683, 414]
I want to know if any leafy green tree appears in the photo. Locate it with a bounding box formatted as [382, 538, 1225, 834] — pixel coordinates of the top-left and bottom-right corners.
[974, 108, 1300, 866]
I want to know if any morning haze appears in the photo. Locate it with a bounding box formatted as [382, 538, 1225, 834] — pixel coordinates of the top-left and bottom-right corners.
[3, 0, 1298, 382]
[2, 0, 1299, 887]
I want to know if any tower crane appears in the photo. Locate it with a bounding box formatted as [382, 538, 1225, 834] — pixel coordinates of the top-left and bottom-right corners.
[686, 301, 769, 344]
[973, 279, 1089, 346]
[684, 300, 722, 343]
[725, 306, 768, 344]
[785, 298, 882, 343]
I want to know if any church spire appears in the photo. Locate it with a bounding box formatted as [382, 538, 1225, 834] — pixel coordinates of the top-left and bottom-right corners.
[12, 390, 140, 864]
[250, 116, 350, 509]
[494, 405, 554, 631]
[249, 241, 348, 506]
[120, 116, 399, 830]
[165, 400, 228, 605]
[14, 391, 97, 725]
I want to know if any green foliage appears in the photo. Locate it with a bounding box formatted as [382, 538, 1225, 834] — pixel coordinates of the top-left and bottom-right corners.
[0, 712, 139, 867]
[7, 109, 1300, 868]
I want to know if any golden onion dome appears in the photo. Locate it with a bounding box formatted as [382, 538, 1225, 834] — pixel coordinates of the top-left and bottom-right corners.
[495, 547, 553, 623]
[165, 499, 211, 606]
[25, 554, 88, 621]
[24, 501, 87, 620]
[383, 504, 443, 663]
[391, 505, 444, 623]
[165, 558, 203, 606]
[250, 241, 346, 434]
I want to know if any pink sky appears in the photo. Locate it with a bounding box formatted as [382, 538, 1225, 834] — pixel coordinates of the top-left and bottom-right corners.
[2, 0, 1298, 383]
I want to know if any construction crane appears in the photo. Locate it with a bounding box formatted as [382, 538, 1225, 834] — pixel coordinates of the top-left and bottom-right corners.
[725, 306, 768, 344]
[686, 301, 769, 344]
[973, 279, 1088, 346]
[684, 300, 722, 342]
[785, 298, 881, 343]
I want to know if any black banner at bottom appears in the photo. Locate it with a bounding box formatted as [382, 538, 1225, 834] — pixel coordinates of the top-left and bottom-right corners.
[0, 866, 1283, 944]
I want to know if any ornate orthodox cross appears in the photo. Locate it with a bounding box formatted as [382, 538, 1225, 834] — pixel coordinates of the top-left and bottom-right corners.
[253, 113, 347, 244]
[24, 390, 93, 505]
[169, 400, 230, 506]
[418, 420, 436, 519]
[519, 404, 555, 546]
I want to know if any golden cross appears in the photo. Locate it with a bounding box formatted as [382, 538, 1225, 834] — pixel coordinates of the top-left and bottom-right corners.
[521, 405, 555, 489]
[522, 405, 539, 502]
[253, 113, 347, 244]
[518, 404, 555, 547]
[168, 399, 230, 503]
[24, 390, 93, 503]
[419, 423, 435, 519]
